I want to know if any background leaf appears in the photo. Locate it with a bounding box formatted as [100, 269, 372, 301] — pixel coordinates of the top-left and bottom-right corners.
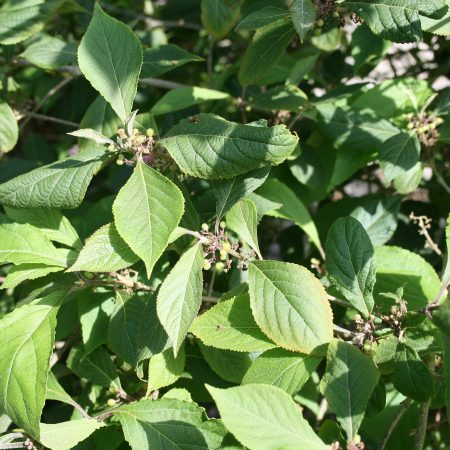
[157, 243, 204, 355]
[208, 384, 328, 450]
[160, 114, 298, 179]
[325, 217, 376, 317]
[248, 260, 333, 354]
[77, 3, 142, 121]
[320, 340, 380, 440]
[113, 163, 184, 278]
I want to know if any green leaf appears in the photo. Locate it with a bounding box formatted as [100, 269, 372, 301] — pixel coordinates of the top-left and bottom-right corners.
[0, 102, 18, 153]
[352, 78, 430, 119]
[1, 264, 63, 290]
[252, 85, 308, 112]
[317, 104, 400, 157]
[113, 162, 184, 278]
[393, 342, 433, 401]
[116, 398, 229, 449]
[46, 372, 75, 406]
[141, 44, 203, 78]
[239, 20, 296, 85]
[67, 346, 121, 390]
[78, 292, 116, 355]
[39, 419, 104, 450]
[199, 344, 252, 383]
[289, 0, 316, 41]
[237, 6, 290, 30]
[0, 290, 66, 438]
[379, 133, 421, 184]
[201, 0, 241, 39]
[248, 260, 333, 354]
[325, 217, 376, 317]
[67, 128, 115, 145]
[393, 161, 423, 194]
[108, 292, 169, 367]
[320, 340, 380, 440]
[226, 199, 261, 259]
[20, 34, 77, 69]
[190, 293, 276, 352]
[69, 223, 139, 273]
[432, 298, 450, 336]
[207, 384, 328, 450]
[443, 335, 450, 423]
[157, 243, 204, 356]
[213, 167, 270, 220]
[0, 148, 109, 209]
[421, 4, 450, 35]
[5, 207, 82, 250]
[442, 213, 450, 289]
[78, 3, 143, 121]
[350, 195, 402, 246]
[374, 335, 399, 374]
[0, 223, 68, 267]
[147, 345, 185, 393]
[242, 348, 321, 395]
[151, 87, 229, 116]
[344, 0, 448, 42]
[374, 246, 442, 309]
[78, 96, 123, 151]
[256, 178, 323, 256]
[159, 114, 298, 179]
[0, 0, 68, 45]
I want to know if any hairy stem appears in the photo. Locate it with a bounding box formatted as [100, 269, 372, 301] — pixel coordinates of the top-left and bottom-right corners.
[412, 400, 431, 450]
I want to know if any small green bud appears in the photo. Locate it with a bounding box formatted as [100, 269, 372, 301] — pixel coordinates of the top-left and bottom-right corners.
[407, 122, 414, 130]
[107, 143, 116, 151]
[215, 262, 225, 272]
[245, 105, 252, 112]
[116, 155, 125, 166]
[220, 221, 226, 229]
[146, 128, 155, 137]
[107, 399, 116, 407]
[201, 223, 209, 232]
[222, 241, 231, 252]
[316, 19, 325, 27]
[219, 249, 228, 260]
[203, 259, 211, 270]
[83, 271, 94, 279]
[332, 11, 340, 18]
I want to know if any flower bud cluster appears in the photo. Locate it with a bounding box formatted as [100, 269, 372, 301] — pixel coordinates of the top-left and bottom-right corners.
[406, 112, 443, 147]
[111, 127, 174, 172]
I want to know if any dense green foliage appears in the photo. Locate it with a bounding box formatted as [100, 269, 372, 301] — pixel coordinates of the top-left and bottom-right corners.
[0, 0, 450, 449]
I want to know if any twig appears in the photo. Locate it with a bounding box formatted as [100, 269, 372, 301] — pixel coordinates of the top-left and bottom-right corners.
[333, 324, 356, 337]
[327, 295, 354, 309]
[316, 398, 328, 423]
[202, 295, 219, 304]
[17, 111, 79, 128]
[0, 443, 27, 449]
[139, 78, 186, 90]
[207, 35, 214, 88]
[412, 399, 431, 450]
[100, 3, 202, 30]
[379, 398, 413, 450]
[409, 212, 442, 256]
[20, 75, 77, 131]
[207, 267, 216, 297]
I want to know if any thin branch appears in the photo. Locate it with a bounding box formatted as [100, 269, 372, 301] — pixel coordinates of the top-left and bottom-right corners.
[20, 75, 77, 131]
[207, 35, 214, 88]
[379, 398, 413, 450]
[139, 77, 186, 90]
[333, 324, 356, 337]
[327, 295, 354, 309]
[100, 3, 202, 30]
[202, 295, 219, 304]
[17, 111, 79, 128]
